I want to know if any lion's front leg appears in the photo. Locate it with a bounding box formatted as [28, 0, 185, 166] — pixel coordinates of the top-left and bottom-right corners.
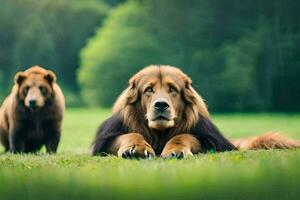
[161, 134, 201, 159]
[111, 133, 155, 159]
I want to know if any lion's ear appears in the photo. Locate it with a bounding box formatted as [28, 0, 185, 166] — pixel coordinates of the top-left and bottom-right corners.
[182, 76, 193, 103]
[127, 76, 139, 104]
[112, 75, 140, 113]
[182, 76, 209, 118]
[44, 70, 57, 84]
[14, 72, 26, 85]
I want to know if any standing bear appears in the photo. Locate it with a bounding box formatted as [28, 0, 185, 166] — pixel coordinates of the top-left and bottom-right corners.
[0, 66, 65, 153]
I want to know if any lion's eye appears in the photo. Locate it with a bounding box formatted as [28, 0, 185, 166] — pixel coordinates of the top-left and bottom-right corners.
[169, 86, 177, 93]
[145, 87, 154, 93]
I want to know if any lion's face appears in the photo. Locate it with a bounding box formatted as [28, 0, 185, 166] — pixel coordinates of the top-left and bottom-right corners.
[15, 67, 56, 111]
[139, 69, 185, 130]
[113, 65, 210, 132]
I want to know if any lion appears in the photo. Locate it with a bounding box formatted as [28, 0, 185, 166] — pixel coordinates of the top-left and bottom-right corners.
[92, 65, 300, 158]
[0, 66, 65, 153]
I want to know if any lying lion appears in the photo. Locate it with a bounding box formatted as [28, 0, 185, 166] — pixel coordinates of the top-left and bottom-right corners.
[92, 65, 300, 158]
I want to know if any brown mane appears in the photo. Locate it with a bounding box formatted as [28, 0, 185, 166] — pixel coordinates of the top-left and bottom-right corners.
[113, 65, 209, 130]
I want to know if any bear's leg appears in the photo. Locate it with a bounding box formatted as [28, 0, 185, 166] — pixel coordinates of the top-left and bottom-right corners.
[45, 133, 60, 153]
[44, 121, 61, 153]
[9, 129, 25, 153]
[0, 129, 9, 152]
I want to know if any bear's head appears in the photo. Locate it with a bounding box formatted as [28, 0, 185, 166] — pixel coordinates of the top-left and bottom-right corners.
[14, 66, 57, 111]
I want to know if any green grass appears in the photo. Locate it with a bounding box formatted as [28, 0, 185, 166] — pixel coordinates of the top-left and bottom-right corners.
[0, 109, 300, 200]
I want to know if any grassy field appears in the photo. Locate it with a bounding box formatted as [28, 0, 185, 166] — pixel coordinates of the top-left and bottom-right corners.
[0, 108, 300, 200]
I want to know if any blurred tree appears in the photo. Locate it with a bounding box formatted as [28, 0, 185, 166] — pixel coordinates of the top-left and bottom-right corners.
[79, 0, 300, 111]
[79, 0, 215, 106]
[1, 0, 299, 111]
[0, 69, 3, 101]
[0, 0, 19, 90]
[79, 1, 165, 106]
[13, 19, 59, 73]
[104, 0, 126, 6]
[0, 0, 109, 105]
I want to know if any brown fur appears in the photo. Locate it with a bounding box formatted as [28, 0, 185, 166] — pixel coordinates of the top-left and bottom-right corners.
[161, 134, 201, 158]
[0, 66, 65, 153]
[111, 133, 155, 158]
[232, 133, 300, 150]
[111, 65, 210, 143]
[112, 65, 209, 133]
[92, 65, 235, 158]
[92, 65, 300, 159]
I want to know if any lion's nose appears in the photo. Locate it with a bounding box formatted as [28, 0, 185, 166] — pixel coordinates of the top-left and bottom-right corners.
[154, 100, 169, 112]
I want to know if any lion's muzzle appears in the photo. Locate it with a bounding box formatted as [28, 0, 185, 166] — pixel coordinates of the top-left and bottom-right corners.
[148, 98, 175, 130]
[151, 98, 172, 121]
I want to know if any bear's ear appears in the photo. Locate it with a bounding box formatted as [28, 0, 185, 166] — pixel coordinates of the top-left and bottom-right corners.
[44, 70, 57, 84]
[14, 72, 27, 85]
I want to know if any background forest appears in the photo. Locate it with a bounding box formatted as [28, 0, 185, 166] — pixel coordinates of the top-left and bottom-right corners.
[1, 0, 299, 112]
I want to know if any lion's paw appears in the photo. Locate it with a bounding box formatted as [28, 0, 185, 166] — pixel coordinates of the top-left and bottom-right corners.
[118, 143, 155, 159]
[161, 146, 193, 159]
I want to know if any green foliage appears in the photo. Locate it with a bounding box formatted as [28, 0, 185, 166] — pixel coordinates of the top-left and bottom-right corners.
[0, 0, 110, 101]
[0, 70, 4, 102]
[215, 27, 264, 111]
[79, 0, 213, 106]
[13, 19, 59, 69]
[79, 1, 164, 106]
[79, 0, 300, 111]
[1, 0, 300, 111]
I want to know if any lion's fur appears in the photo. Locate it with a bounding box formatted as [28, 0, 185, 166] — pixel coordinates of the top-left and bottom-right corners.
[112, 65, 210, 136]
[161, 134, 202, 158]
[93, 65, 235, 156]
[232, 132, 300, 150]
